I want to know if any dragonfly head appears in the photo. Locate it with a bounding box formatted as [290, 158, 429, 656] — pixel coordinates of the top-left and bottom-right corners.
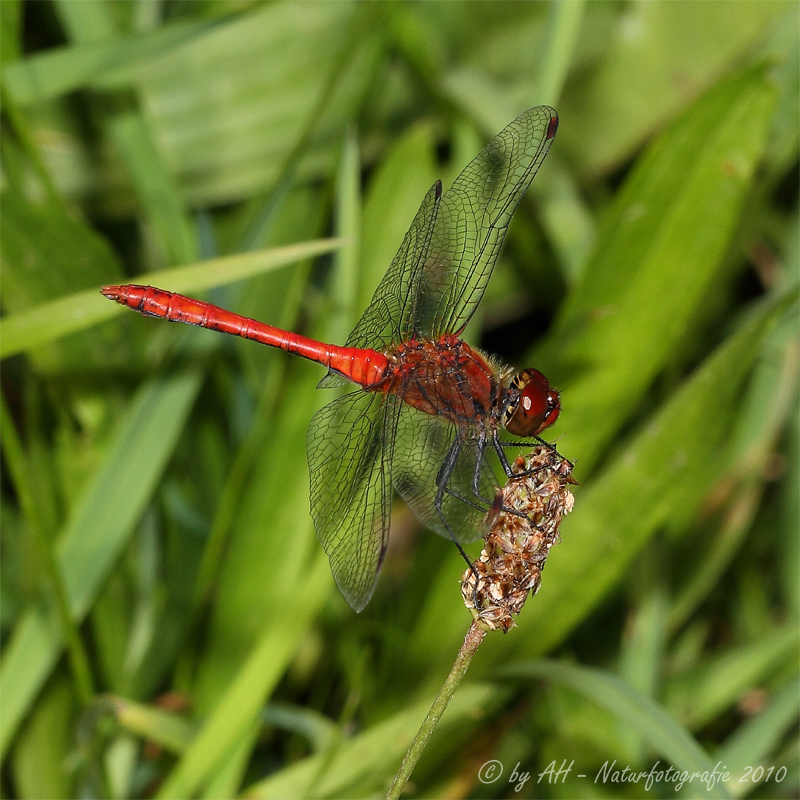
[503, 368, 560, 437]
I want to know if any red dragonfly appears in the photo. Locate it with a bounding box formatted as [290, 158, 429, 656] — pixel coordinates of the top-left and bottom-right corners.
[102, 106, 560, 612]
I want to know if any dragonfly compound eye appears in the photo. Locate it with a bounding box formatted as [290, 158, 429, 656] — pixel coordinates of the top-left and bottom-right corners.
[504, 368, 560, 437]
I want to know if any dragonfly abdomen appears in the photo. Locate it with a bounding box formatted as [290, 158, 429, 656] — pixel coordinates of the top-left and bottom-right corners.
[101, 284, 390, 388]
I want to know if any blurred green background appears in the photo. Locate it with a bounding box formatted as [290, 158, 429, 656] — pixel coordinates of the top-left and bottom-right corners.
[1, 1, 797, 798]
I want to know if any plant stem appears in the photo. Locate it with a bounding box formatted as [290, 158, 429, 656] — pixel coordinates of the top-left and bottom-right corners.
[386, 620, 487, 800]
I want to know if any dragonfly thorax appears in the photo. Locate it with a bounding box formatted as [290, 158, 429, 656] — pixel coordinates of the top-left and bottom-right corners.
[383, 335, 500, 427]
[502, 368, 560, 437]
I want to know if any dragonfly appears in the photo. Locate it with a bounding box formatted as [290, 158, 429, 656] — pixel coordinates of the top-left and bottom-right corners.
[102, 105, 560, 612]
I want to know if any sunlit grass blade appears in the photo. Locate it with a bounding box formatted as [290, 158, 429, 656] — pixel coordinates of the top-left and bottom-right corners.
[509, 290, 797, 660]
[537, 64, 778, 470]
[0, 238, 344, 359]
[2, 17, 229, 105]
[154, 555, 330, 799]
[499, 660, 733, 799]
[243, 683, 502, 799]
[663, 625, 799, 731]
[109, 696, 197, 756]
[720, 677, 800, 795]
[0, 368, 202, 759]
[410, 289, 796, 669]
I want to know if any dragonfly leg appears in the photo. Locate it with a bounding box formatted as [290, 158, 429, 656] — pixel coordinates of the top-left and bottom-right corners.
[441, 485, 487, 513]
[470, 429, 496, 502]
[434, 436, 482, 596]
[438, 429, 495, 512]
[498, 435, 565, 459]
[493, 436, 516, 477]
[495, 434, 572, 484]
[490, 432, 547, 524]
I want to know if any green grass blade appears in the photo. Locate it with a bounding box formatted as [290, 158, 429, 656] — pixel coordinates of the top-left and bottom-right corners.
[500, 660, 733, 799]
[127, 3, 366, 209]
[0, 238, 344, 359]
[49, 0, 198, 266]
[2, 17, 228, 105]
[720, 677, 800, 793]
[154, 555, 330, 799]
[0, 368, 202, 760]
[359, 123, 437, 313]
[556, 2, 788, 172]
[328, 127, 362, 345]
[9, 675, 75, 799]
[664, 625, 799, 730]
[0, 1, 22, 65]
[110, 696, 197, 756]
[0, 79, 60, 203]
[535, 0, 586, 105]
[0, 398, 95, 704]
[261, 702, 337, 753]
[53, 0, 115, 43]
[0, 186, 127, 369]
[105, 102, 199, 265]
[244, 683, 502, 799]
[511, 290, 797, 660]
[537, 64, 778, 470]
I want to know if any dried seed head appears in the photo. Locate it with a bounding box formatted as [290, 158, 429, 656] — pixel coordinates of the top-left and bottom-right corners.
[461, 446, 575, 632]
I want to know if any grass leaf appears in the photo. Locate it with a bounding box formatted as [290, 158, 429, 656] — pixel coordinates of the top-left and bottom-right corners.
[500, 660, 733, 799]
[0, 368, 202, 758]
[0, 238, 344, 359]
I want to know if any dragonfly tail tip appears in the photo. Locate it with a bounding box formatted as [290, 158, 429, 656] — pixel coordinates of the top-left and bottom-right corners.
[100, 285, 123, 302]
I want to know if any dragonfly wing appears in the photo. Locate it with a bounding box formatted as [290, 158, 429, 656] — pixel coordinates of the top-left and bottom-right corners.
[414, 106, 558, 339]
[321, 106, 556, 364]
[392, 404, 497, 545]
[330, 181, 442, 359]
[307, 390, 397, 611]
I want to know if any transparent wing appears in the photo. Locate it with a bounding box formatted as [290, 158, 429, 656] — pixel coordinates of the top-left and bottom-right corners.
[416, 105, 558, 338]
[306, 390, 398, 611]
[339, 180, 442, 352]
[328, 106, 557, 359]
[392, 403, 497, 545]
[316, 180, 441, 389]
